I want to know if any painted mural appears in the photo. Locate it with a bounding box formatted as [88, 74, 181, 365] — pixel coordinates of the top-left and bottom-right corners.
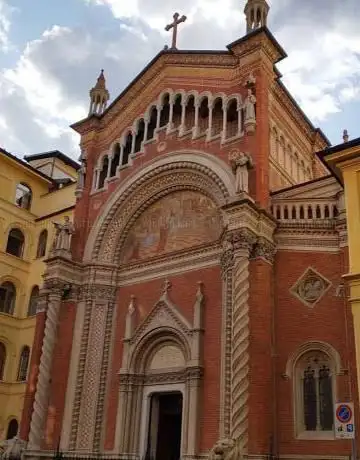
[121, 190, 222, 263]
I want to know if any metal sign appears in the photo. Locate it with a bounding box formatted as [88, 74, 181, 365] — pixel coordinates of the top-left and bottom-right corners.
[335, 402, 355, 439]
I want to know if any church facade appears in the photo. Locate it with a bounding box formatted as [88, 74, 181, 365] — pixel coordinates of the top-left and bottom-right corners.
[20, 1, 359, 459]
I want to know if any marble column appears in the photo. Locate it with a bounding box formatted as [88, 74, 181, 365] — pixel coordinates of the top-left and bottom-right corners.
[28, 286, 63, 449]
[220, 230, 256, 449]
[192, 100, 200, 139]
[167, 94, 175, 134]
[230, 231, 256, 451]
[206, 101, 214, 141]
[179, 102, 187, 136]
[221, 105, 228, 143]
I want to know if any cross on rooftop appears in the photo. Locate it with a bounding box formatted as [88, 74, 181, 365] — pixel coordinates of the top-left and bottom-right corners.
[165, 12, 187, 50]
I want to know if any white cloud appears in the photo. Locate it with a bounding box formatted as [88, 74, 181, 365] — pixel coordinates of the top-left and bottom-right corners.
[0, 0, 15, 51]
[1, 0, 360, 158]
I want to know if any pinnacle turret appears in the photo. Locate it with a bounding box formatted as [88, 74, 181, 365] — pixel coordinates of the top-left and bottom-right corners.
[244, 0, 269, 34]
[89, 69, 110, 116]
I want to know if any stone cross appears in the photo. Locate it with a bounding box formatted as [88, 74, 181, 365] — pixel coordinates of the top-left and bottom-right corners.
[165, 12, 187, 49]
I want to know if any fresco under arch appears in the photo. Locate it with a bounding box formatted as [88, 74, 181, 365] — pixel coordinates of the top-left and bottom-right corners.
[120, 190, 222, 263]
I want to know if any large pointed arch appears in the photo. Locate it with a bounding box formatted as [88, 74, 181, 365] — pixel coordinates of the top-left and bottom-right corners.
[84, 150, 235, 264]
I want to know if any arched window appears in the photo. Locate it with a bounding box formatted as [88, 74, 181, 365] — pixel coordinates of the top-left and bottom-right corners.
[122, 132, 133, 166]
[159, 94, 170, 128]
[198, 97, 209, 135]
[295, 350, 334, 435]
[173, 95, 182, 129]
[134, 120, 145, 154]
[98, 156, 108, 189]
[36, 229, 48, 258]
[0, 282, 16, 315]
[0, 342, 6, 380]
[226, 99, 239, 138]
[291, 206, 297, 219]
[316, 205, 321, 219]
[110, 144, 121, 177]
[6, 228, 25, 257]
[17, 346, 30, 381]
[212, 98, 223, 136]
[15, 183, 32, 210]
[27, 286, 39, 317]
[6, 419, 18, 439]
[146, 106, 158, 141]
[185, 96, 196, 131]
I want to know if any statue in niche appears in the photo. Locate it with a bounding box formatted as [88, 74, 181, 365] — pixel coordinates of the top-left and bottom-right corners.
[77, 160, 87, 189]
[229, 150, 254, 194]
[244, 88, 256, 123]
[52, 216, 75, 252]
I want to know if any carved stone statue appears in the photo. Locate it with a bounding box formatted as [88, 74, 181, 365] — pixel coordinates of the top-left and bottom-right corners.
[229, 151, 254, 194]
[77, 161, 86, 189]
[52, 216, 75, 252]
[208, 438, 243, 460]
[244, 88, 256, 122]
[0, 437, 27, 460]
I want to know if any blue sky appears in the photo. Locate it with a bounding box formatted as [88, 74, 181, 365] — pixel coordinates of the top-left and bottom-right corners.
[0, 0, 359, 159]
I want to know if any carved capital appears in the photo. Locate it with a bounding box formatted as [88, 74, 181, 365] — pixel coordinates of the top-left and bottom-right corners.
[43, 279, 67, 299]
[229, 229, 257, 252]
[250, 238, 276, 264]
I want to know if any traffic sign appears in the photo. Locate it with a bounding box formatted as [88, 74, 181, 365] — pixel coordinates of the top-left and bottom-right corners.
[335, 402, 355, 439]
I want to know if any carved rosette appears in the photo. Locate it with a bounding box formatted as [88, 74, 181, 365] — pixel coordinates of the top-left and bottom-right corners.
[250, 237, 276, 264]
[28, 287, 63, 449]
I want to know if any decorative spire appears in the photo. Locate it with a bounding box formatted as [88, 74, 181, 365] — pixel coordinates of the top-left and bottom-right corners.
[343, 129, 349, 143]
[244, 0, 270, 34]
[89, 69, 110, 116]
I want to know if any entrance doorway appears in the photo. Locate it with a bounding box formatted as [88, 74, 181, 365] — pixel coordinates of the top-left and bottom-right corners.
[145, 392, 183, 460]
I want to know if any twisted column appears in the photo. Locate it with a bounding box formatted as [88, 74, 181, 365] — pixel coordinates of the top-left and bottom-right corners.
[231, 253, 250, 447]
[229, 231, 256, 450]
[28, 289, 62, 449]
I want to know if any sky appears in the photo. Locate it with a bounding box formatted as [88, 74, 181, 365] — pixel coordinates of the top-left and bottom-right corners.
[0, 0, 359, 160]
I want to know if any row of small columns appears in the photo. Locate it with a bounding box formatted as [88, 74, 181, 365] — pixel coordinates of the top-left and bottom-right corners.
[93, 93, 249, 190]
[272, 203, 339, 220]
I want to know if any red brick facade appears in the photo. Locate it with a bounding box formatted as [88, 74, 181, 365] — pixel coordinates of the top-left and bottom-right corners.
[21, 26, 357, 460]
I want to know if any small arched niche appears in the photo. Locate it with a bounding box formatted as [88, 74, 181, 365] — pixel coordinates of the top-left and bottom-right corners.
[147, 344, 185, 372]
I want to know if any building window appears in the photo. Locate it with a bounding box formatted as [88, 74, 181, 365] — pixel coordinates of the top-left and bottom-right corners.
[17, 346, 30, 381]
[0, 282, 16, 315]
[0, 342, 6, 380]
[15, 183, 32, 210]
[296, 351, 334, 436]
[6, 419, 18, 439]
[6, 228, 25, 257]
[27, 286, 39, 317]
[36, 229, 48, 258]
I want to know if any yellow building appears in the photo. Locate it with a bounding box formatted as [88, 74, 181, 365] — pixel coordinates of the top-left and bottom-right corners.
[319, 135, 360, 397]
[0, 148, 78, 440]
